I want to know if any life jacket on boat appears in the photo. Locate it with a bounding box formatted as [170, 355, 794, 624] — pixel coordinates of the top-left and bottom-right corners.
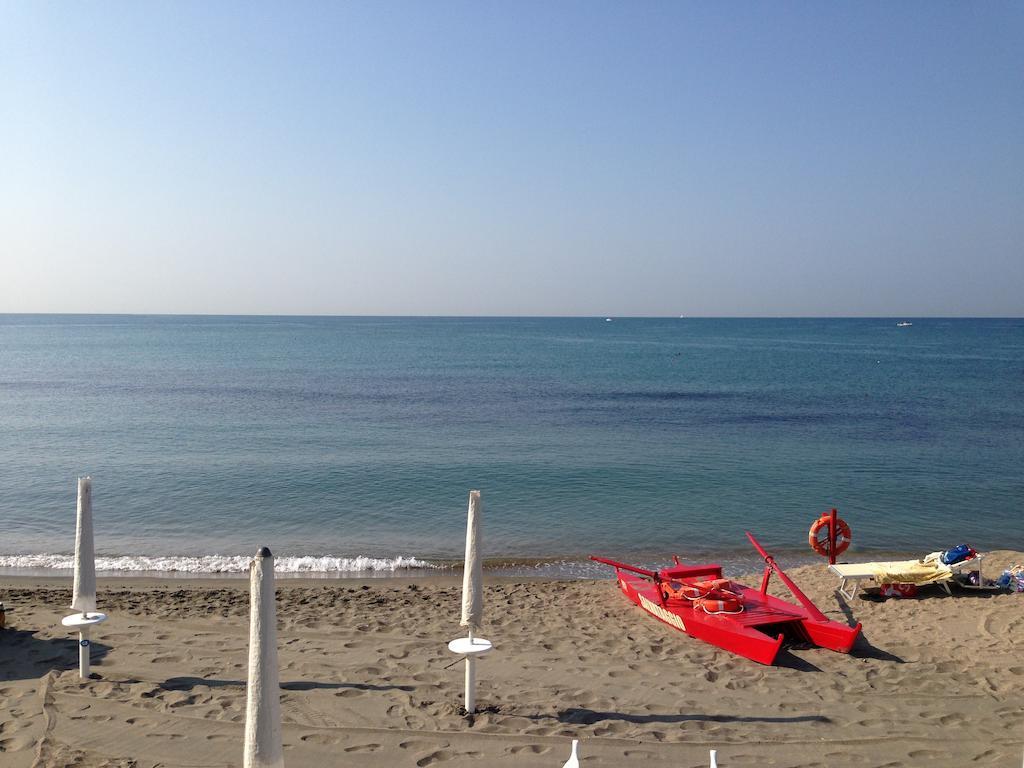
[661, 578, 744, 615]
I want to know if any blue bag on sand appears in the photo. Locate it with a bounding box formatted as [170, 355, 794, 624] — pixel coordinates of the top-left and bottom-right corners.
[940, 544, 972, 566]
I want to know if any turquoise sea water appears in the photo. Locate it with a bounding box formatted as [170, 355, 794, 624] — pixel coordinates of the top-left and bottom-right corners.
[0, 315, 1021, 576]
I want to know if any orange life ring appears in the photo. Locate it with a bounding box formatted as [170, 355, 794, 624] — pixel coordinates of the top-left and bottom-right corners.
[695, 587, 745, 615]
[662, 578, 732, 602]
[808, 513, 851, 557]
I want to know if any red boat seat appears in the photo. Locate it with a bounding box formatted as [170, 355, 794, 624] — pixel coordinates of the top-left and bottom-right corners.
[660, 564, 723, 581]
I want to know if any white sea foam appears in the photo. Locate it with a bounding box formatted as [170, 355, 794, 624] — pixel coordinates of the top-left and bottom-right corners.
[0, 553, 438, 574]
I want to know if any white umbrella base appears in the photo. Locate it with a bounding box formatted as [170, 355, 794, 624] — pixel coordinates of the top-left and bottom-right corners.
[448, 636, 492, 714]
[62, 612, 107, 678]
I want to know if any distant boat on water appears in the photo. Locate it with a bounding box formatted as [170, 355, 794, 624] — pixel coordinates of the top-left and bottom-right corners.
[605, 318, 613, 322]
[896, 321, 913, 327]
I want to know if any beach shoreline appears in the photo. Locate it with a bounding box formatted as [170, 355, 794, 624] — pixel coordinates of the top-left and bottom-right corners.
[2, 554, 1022, 767]
[0, 545, 950, 583]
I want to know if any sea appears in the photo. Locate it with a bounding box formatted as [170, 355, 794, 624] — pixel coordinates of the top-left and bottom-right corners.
[1, 315, 1022, 578]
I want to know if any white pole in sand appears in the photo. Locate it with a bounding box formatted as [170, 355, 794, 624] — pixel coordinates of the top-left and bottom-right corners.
[61, 477, 107, 679]
[447, 490, 492, 715]
[243, 547, 284, 768]
[710, 748, 719, 768]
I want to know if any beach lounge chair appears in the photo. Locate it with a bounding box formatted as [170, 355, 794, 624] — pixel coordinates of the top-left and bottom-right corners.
[829, 552, 984, 600]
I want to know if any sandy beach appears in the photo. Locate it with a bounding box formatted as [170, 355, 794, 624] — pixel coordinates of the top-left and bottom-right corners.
[1, 554, 1022, 768]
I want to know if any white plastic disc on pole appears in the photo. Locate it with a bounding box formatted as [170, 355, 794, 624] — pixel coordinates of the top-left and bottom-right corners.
[243, 547, 284, 768]
[61, 612, 106, 678]
[448, 490, 492, 715]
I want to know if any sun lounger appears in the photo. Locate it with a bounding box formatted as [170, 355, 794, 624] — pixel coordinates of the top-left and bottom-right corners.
[829, 553, 984, 600]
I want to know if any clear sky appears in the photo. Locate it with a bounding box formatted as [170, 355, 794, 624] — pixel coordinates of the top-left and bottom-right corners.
[1, 2, 1021, 316]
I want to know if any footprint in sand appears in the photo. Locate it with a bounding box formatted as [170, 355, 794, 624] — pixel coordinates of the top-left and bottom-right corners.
[300, 733, 340, 746]
[0, 735, 36, 752]
[343, 743, 380, 753]
[333, 688, 365, 698]
[399, 740, 441, 751]
[508, 744, 551, 755]
[108, 632, 142, 642]
[69, 714, 114, 723]
[416, 751, 459, 766]
[825, 752, 870, 763]
[0, 720, 27, 735]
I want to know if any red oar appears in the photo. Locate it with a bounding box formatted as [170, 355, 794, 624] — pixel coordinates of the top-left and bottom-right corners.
[590, 556, 659, 582]
[745, 532, 828, 623]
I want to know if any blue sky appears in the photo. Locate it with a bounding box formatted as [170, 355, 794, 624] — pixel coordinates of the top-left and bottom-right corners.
[1, 2, 1021, 315]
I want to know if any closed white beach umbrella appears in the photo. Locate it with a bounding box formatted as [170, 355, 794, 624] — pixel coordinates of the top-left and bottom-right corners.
[61, 476, 107, 679]
[460, 490, 484, 630]
[71, 476, 97, 615]
[561, 739, 580, 768]
[447, 490, 492, 715]
[243, 547, 284, 768]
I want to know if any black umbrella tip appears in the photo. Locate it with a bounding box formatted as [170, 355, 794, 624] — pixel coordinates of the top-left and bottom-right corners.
[256, 546, 272, 559]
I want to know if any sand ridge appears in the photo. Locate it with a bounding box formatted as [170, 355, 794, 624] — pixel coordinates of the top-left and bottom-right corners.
[1, 553, 1023, 767]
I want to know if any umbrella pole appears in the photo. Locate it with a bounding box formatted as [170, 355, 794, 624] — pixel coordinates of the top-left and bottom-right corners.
[78, 626, 90, 678]
[464, 656, 476, 714]
[465, 629, 476, 714]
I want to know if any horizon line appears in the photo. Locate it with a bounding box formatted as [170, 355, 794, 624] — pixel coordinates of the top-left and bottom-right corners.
[1, 312, 1022, 320]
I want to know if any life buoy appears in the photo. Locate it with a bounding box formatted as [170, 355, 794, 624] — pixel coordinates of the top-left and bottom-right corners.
[662, 578, 732, 602]
[662, 579, 744, 615]
[808, 513, 851, 557]
[695, 587, 745, 615]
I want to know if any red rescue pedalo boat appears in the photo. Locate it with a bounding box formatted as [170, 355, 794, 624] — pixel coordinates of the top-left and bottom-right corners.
[592, 532, 861, 665]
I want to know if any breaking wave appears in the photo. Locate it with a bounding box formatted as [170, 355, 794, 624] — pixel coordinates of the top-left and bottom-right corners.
[0, 554, 439, 574]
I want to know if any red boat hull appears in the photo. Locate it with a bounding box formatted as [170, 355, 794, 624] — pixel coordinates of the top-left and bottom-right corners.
[611, 564, 860, 666]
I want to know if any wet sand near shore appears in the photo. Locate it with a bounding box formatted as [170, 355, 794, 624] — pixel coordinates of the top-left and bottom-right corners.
[1, 554, 1022, 767]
